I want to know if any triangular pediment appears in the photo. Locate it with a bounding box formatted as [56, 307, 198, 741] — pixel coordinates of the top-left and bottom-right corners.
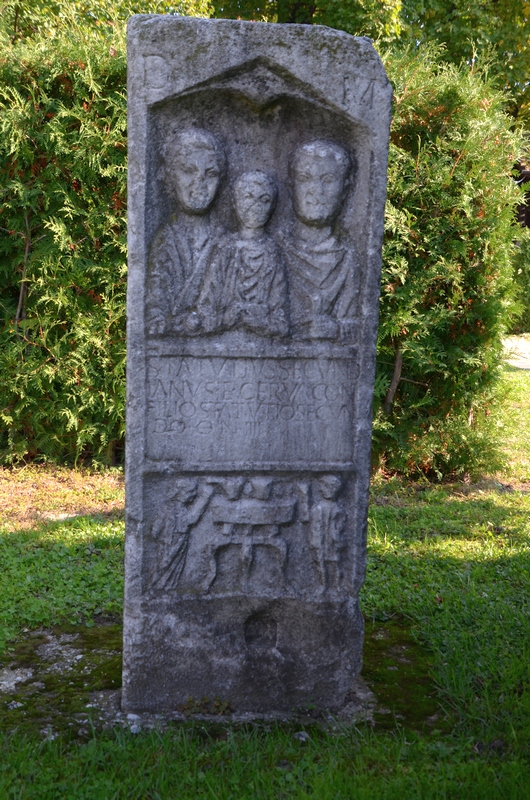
[179, 57, 329, 111]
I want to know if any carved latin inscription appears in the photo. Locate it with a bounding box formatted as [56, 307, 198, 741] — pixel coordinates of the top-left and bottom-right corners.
[146, 355, 355, 466]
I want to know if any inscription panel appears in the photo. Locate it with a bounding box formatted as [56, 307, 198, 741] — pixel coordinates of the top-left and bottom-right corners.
[146, 355, 355, 467]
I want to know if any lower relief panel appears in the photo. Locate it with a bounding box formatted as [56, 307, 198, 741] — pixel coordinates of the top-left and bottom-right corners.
[123, 473, 364, 712]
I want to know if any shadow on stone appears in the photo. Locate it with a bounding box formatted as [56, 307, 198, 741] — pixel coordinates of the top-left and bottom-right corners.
[244, 611, 277, 648]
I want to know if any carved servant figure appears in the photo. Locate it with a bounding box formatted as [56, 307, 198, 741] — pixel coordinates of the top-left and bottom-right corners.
[198, 171, 289, 337]
[281, 140, 359, 341]
[151, 478, 214, 592]
[309, 475, 346, 591]
[146, 128, 226, 335]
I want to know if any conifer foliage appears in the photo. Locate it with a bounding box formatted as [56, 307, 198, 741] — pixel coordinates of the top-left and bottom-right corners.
[0, 14, 128, 463]
[375, 47, 524, 476]
[0, 10, 525, 473]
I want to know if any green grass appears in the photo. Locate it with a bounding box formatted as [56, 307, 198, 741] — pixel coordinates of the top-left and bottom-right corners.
[1, 362, 530, 797]
[366, 486, 530, 743]
[0, 516, 124, 652]
[3, 725, 530, 800]
[497, 364, 530, 480]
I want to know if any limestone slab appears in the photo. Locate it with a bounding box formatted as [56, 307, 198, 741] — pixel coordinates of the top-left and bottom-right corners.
[123, 16, 391, 714]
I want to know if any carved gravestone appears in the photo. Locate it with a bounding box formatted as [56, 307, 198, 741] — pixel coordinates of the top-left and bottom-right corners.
[123, 16, 392, 714]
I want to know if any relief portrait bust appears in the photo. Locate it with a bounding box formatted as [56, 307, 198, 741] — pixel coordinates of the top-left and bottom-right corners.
[280, 140, 360, 342]
[146, 128, 226, 336]
[197, 170, 289, 337]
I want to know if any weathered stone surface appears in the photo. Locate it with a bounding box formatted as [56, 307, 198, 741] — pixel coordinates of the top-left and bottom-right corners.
[123, 16, 392, 714]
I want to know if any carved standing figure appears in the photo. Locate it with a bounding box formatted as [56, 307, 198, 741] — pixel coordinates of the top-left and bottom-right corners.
[309, 475, 346, 591]
[146, 128, 226, 335]
[198, 171, 289, 337]
[281, 140, 360, 341]
[151, 478, 214, 592]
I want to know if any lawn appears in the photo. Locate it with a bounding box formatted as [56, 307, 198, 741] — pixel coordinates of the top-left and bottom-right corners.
[0, 364, 529, 798]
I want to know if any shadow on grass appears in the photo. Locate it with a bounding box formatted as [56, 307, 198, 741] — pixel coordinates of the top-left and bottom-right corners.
[1, 492, 529, 747]
[0, 513, 125, 657]
[365, 486, 530, 747]
[0, 616, 447, 742]
[30, 507, 124, 529]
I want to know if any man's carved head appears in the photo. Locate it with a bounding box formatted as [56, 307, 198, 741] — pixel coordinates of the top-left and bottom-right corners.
[290, 140, 351, 227]
[163, 128, 225, 215]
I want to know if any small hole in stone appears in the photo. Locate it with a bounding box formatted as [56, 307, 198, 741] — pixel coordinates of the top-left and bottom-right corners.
[244, 612, 277, 648]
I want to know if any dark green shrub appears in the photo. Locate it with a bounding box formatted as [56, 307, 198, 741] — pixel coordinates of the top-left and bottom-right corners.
[0, 1, 211, 41]
[0, 15, 525, 474]
[0, 3, 210, 465]
[0, 16, 128, 464]
[210, 0, 402, 40]
[375, 47, 525, 477]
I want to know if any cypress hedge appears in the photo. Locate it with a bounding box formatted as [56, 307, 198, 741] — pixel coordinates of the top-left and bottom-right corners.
[0, 15, 127, 464]
[0, 16, 525, 473]
[375, 47, 524, 476]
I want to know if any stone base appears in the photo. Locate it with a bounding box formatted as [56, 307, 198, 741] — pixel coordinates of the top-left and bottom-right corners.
[122, 596, 363, 714]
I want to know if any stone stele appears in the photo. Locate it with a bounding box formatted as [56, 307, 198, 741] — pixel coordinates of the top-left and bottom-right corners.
[123, 16, 392, 715]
